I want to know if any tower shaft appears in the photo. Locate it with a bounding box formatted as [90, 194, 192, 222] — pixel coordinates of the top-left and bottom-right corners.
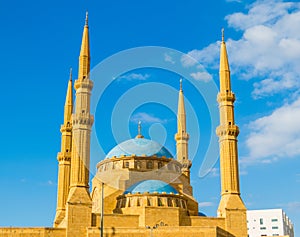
[217, 31, 247, 237]
[69, 13, 93, 189]
[175, 80, 191, 179]
[54, 70, 73, 227]
[66, 13, 93, 237]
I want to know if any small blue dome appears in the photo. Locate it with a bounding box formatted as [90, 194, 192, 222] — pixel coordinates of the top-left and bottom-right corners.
[106, 138, 173, 158]
[124, 180, 178, 194]
[198, 212, 207, 217]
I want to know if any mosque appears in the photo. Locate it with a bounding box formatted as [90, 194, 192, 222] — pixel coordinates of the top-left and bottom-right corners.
[0, 14, 247, 237]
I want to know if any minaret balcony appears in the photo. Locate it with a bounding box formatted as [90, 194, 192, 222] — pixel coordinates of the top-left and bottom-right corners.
[175, 132, 189, 141]
[217, 91, 235, 103]
[74, 78, 93, 90]
[216, 124, 239, 137]
[60, 124, 72, 133]
[72, 113, 94, 126]
[57, 152, 71, 162]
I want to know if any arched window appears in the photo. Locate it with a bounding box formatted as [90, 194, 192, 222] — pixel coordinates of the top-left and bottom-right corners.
[167, 198, 173, 207]
[146, 161, 153, 169]
[135, 161, 141, 169]
[137, 198, 140, 206]
[158, 198, 163, 206]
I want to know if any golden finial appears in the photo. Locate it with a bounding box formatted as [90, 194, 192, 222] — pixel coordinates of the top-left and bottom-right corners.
[222, 28, 225, 42]
[180, 78, 183, 91]
[85, 11, 89, 26]
[136, 121, 144, 138]
[69, 67, 73, 81]
[138, 121, 141, 135]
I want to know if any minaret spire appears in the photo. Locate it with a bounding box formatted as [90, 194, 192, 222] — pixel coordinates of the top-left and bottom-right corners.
[175, 79, 191, 180]
[54, 69, 73, 227]
[77, 12, 90, 83]
[216, 30, 247, 237]
[65, 13, 94, 236]
[64, 68, 73, 123]
[219, 29, 231, 92]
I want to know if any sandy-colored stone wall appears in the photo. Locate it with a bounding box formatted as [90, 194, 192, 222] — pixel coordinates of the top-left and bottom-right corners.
[0, 228, 65, 237]
[87, 226, 234, 237]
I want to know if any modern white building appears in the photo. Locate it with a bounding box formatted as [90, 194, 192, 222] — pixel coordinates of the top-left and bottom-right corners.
[247, 209, 294, 237]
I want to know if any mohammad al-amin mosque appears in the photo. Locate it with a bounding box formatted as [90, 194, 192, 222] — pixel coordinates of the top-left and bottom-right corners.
[1, 13, 248, 237]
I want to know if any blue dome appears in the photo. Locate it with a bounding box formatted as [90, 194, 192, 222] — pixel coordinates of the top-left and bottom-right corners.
[124, 180, 178, 194]
[106, 138, 173, 158]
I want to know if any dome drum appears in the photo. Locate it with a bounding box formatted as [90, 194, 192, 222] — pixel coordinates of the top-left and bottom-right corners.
[114, 180, 187, 211]
[115, 192, 188, 210]
[96, 156, 182, 173]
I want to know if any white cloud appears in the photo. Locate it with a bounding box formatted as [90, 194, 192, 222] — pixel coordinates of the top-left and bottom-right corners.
[190, 71, 212, 82]
[280, 201, 300, 212]
[118, 73, 150, 81]
[198, 202, 215, 207]
[130, 112, 168, 124]
[182, 0, 300, 98]
[226, 0, 297, 30]
[47, 180, 55, 186]
[243, 97, 300, 164]
[181, 43, 219, 68]
[164, 53, 175, 64]
[202, 167, 219, 177]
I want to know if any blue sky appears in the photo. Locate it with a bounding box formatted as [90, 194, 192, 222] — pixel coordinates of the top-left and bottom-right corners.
[0, 0, 299, 236]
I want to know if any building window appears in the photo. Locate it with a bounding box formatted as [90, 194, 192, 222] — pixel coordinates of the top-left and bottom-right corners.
[260, 227, 266, 230]
[158, 198, 163, 206]
[147, 198, 153, 206]
[167, 198, 172, 207]
[135, 161, 141, 169]
[124, 161, 129, 168]
[146, 161, 153, 169]
[260, 218, 264, 225]
[121, 199, 126, 208]
[272, 226, 278, 229]
[271, 219, 278, 222]
[181, 200, 186, 209]
[158, 162, 163, 169]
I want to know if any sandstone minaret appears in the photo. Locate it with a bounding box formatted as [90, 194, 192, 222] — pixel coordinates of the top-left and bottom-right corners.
[54, 69, 73, 227]
[65, 12, 94, 237]
[216, 30, 247, 237]
[175, 79, 191, 180]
